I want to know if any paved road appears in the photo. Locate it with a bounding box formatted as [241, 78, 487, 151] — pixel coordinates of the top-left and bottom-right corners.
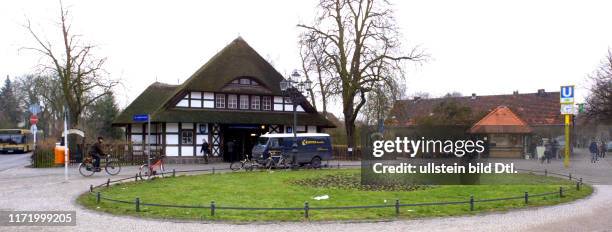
[0, 152, 611, 232]
[0, 152, 31, 172]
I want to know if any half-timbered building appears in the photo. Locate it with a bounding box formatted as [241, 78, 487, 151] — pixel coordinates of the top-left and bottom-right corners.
[113, 37, 335, 162]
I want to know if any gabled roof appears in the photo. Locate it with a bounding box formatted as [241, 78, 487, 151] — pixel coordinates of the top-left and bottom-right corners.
[163, 37, 285, 107]
[388, 91, 563, 126]
[113, 38, 334, 127]
[468, 106, 533, 134]
[113, 82, 178, 125]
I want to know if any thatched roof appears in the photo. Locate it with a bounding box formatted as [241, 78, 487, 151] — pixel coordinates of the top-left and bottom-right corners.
[113, 37, 334, 127]
[113, 82, 178, 125]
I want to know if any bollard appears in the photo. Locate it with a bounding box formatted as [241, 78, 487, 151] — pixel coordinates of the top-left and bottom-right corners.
[90, 184, 93, 192]
[469, 195, 474, 211]
[569, 173, 572, 180]
[172, 169, 176, 177]
[96, 192, 101, 204]
[576, 181, 580, 191]
[544, 169, 547, 176]
[135, 174, 138, 182]
[304, 201, 309, 219]
[524, 192, 529, 204]
[559, 187, 564, 198]
[337, 161, 340, 169]
[106, 178, 110, 187]
[135, 197, 140, 212]
[211, 201, 215, 216]
[395, 199, 400, 216]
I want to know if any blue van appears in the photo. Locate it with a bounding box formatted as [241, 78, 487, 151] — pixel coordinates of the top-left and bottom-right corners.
[251, 133, 332, 168]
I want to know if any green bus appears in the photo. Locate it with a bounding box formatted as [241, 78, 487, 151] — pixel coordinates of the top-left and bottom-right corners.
[0, 129, 34, 154]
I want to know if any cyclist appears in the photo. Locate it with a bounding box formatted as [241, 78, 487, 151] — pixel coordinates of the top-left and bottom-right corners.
[90, 137, 105, 172]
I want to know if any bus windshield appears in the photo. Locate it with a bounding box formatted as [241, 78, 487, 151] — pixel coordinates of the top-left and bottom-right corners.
[0, 134, 25, 144]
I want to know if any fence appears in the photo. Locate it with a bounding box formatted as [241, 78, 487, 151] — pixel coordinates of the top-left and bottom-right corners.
[29, 142, 165, 168]
[332, 145, 361, 161]
[86, 166, 586, 219]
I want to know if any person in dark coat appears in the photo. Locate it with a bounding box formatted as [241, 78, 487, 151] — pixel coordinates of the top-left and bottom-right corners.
[90, 137, 105, 171]
[541, 139, 552, 164]
[589, 139, 599, 163]
[200, 139, 210, 164]
[600, 140, 607, 158]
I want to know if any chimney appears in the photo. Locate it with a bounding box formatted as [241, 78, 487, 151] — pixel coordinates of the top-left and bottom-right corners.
[513, 90, 519, 95]
[471, 93, 476, 100]
[537, 89, 545, 96]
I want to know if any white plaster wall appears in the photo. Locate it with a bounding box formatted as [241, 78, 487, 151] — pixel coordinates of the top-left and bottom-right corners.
[181, 146, 194, 156]
[166, 134, 178, 145]
[165, 147, 179, 156]
[166, 123, 179, 132]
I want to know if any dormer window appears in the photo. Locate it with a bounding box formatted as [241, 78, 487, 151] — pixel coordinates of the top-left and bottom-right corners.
[230, 77, 261, 86]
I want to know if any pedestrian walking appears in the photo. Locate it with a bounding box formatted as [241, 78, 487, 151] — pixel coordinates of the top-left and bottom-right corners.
[600, 140, 607, 158]
[542, 139, 552, 164]
[551, 139, 559, 159]
[589, 139, 599, 163]
[200, 139, 210, 164]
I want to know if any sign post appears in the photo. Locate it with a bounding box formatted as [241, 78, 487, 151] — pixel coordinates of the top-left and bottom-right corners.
[29, 115, 38, 150]
[63, 107, 69, 182]
[133, 114, 151, 171]
[560, 85, 574, 168]
[28, 104, 40, 151]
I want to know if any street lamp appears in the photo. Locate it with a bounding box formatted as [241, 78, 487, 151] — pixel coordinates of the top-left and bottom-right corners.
[280, 69, 312, 164]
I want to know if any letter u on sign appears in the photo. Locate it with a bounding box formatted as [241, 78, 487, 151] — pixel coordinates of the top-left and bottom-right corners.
[560, 86, 574, 104]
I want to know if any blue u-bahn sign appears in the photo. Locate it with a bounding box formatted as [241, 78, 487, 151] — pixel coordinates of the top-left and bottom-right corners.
[560, 85, 574, 104]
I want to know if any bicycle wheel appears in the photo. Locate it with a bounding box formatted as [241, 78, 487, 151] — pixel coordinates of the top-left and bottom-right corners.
[139, 164, 151, 180]
[105, 161, 121, 175]
[230, 161, 243, 171]
[243, 161, 254, 171]
[78, 162, 95, 177]
[266, 158, 275, 170]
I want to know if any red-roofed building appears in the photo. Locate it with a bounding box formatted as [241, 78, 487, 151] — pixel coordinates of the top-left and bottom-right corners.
[388, 90, 564, 158]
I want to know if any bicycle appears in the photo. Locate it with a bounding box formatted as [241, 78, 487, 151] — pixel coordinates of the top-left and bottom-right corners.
[79, 154, 121, 177]
[265, 153, 293, 170]
[139, 154, 165, 180]
[230, 154, 257, 171]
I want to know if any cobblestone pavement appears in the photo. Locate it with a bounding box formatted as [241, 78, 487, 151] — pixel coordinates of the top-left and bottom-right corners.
[0, 151, 610, 232]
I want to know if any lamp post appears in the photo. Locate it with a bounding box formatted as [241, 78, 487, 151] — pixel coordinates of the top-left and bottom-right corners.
[280, 70, 312, 161]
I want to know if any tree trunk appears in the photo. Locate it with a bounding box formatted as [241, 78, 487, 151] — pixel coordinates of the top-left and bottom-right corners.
[343, 93, 356, 153]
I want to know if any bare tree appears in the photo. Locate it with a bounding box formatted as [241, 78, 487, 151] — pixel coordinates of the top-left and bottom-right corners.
[298, 31, 339, 115]
[22, 1, 119, 129]
[585, 49, 612, 123]
[298, 0, 425, 149]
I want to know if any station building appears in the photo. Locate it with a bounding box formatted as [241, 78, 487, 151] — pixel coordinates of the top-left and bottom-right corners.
[113, 37, 335, 162]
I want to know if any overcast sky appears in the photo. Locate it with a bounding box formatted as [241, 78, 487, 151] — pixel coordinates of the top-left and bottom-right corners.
[1, 0, 611, 116]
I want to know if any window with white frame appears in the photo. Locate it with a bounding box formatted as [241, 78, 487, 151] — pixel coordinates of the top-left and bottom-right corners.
[240, 95, 249, 109]
[262, 96, 271, 110]
[228, 94, 238, 109]
[215, 94, 225, 108]
[251, 96, 260, 110]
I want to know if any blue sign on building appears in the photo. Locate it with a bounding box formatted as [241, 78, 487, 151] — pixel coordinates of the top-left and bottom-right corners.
[133, 114, 149, 122]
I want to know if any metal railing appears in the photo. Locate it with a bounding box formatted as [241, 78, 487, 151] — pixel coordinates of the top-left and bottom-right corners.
[87, 166, 586, 219]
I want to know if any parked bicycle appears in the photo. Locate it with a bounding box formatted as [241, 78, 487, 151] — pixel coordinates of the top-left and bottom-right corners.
[79, 154, 121, 177]
[139, 154, 166, 180]
[265, 154, 293, 170]
[230, 154, 257, 171]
